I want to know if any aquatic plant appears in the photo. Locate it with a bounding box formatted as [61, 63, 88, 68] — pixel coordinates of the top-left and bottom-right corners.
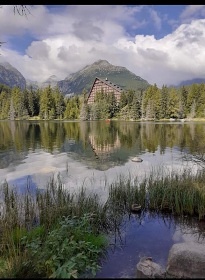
[146, 168, 205, 220]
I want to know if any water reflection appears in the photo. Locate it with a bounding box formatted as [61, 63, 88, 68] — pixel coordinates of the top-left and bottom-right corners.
[95, 211, 205, 278]
[1, 121, 205, 278]
[0, 120, 205, 190]
[1, 120, 205, 166]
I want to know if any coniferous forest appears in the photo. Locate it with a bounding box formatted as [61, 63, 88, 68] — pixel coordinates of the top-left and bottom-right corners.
[0, 82, 205, 121]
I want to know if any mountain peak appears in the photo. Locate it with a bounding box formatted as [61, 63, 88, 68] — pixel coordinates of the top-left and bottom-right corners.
[58, 59, 150, 95]
[93, 59, 110, 66]
[0, 60, 26, 89]
[41, 75, 59, 88]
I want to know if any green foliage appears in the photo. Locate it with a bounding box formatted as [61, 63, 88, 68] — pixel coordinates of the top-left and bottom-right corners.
[130, 93, 141, 120]
[64, 96, 80, 120]
[39, 85, 54, 120]
[0, 90, 10, 119]
[1, 80, 205, 120]
[167, 87, 180, 118]
[179, 86, 188, 118]
[80, 102, 90, 120]
[1, 164, 205, 277]
[146, 168, 205, 219]
[119, 91, 128, 109]
[19, 214, 107, 278]
[57, 60, 150, 95]
[160, 85, 168, 119]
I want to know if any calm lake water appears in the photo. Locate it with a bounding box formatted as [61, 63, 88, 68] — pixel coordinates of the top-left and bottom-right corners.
[0, 120, 205, 277]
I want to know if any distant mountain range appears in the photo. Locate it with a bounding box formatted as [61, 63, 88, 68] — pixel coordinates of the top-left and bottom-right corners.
[0, 61, 26, 90]
[176, 78, 205, 87]
[57, 59, 150, 94]
[0, 59, 150, 95]
[1, 59, 205, 94]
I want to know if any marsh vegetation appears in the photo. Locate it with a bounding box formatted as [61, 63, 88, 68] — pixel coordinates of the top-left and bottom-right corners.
[0, 166, 205, 278]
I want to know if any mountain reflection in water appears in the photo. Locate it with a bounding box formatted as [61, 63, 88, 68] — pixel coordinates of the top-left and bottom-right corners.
[0, 120, 204, 189]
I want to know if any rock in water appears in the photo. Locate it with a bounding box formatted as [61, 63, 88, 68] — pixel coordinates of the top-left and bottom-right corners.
[131, 157, 143, 162]
[136, 257, 165, 278]
[166, 242, 205, 278]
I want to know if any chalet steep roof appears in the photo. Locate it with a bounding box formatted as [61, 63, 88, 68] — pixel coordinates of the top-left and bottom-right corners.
[95, 77, 123, 92]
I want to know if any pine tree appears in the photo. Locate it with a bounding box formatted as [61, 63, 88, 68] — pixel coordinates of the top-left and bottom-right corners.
[130, 93, 141, 120]
[179, 86, 188, 118]
[119, 91, 127, 109]
[10, 87, 25, 119]
[27, 88, 35, 117]
[39, 86, 54, 120]
[167, 88, 180, 118]
[0, 91, 10, 119]
[107, 92, 118, 118]
[53, 87, 65, 119]
[80, 102, 89, 120]
[160, 85, 168, 119]
[9, 98, 15, 120]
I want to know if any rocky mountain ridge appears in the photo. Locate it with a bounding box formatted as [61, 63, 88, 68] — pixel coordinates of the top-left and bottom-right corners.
[0, 61, 26, 90]
[57, 60, 150, 95]
[2, 59, 205, 94]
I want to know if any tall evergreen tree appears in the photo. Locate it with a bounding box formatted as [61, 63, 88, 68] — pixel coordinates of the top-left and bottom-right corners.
[167, 88, 180, 118]
[179, 86, 188, 118]
[10, 87, 25, 119]
[53, 87, 65, 119]
[39, 86, 54, 120]
[160, 85, 168, 119]
[107, 92, 118, 118]
[119, 91, 127, 109]
[0, 91, 10, 119]
[130, 93, 141, 120]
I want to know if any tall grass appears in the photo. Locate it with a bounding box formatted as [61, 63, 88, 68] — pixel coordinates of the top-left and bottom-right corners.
[0, 167, 205, 277]
[146, 168, 205, 220]
[0, 175, 113, 278]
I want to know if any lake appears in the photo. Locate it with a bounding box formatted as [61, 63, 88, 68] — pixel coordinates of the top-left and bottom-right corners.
[0, 120, 205, 277]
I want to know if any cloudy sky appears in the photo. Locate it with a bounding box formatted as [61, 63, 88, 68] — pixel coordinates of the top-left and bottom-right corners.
[0, 5, 205, 87]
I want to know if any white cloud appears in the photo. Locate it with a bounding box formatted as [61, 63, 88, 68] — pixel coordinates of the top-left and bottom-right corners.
[1, 5, 205, 86]
[26, 41, 51, 59]
[0, 5, 51, 38]
[149, 9, 162, 30]
[114, 19, 205, 86]
[180, 5, 205, 22]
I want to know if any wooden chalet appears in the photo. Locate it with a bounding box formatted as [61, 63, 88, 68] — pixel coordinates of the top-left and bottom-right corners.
[87, 77, 123, 105]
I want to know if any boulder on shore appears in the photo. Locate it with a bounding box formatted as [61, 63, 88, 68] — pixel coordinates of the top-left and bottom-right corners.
[166, 242, 205, 278]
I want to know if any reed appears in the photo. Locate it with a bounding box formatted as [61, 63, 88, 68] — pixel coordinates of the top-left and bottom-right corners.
[146, 168, 205, 219]
[0, 175, 114, 278]
[1, 167, 205, 277]
[106, 174, 146, 212]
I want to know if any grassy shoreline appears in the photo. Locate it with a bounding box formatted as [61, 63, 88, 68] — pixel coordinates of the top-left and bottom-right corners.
[0, 168, 205, 278]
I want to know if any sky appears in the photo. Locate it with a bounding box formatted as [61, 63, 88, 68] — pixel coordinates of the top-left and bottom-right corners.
[1, 5, 205, 87]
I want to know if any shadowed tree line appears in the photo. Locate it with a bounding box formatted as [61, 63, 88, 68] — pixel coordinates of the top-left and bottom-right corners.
[1, 83, 205, 121]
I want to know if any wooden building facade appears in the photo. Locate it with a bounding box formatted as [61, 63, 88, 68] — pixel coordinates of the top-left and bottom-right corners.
[87, 77, 123, 105]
